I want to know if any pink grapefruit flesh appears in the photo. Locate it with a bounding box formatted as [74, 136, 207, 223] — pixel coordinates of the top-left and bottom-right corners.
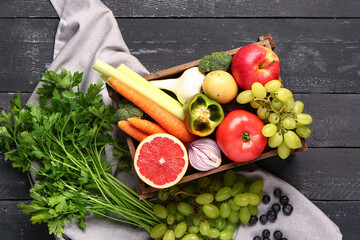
[134, 133, 189, 189]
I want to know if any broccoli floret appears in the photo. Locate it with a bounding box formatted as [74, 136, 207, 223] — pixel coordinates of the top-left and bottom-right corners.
[114, 99, 143, 122]
[198, 52, 232, 73]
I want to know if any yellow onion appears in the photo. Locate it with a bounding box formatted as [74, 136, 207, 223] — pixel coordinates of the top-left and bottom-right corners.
[187, 138, 222, 171]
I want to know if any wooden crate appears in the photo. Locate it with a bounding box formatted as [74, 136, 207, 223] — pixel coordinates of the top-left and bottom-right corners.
[108, 33, 308, 199]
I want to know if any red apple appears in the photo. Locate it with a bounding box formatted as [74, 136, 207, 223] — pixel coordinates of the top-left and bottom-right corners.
[231, 44, 280, 90]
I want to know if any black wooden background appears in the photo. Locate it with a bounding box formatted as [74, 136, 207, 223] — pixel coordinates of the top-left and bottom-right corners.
[0, 0, 359, 239]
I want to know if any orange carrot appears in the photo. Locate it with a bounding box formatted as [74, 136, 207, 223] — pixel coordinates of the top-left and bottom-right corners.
[109, 77, 198, 143]
[118, 120, 148, 142]
[128, 117, 168, 135]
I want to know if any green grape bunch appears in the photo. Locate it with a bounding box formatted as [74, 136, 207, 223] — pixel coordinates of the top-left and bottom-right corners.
[150, 170, 265, 240]
[236, 80, 312, 159]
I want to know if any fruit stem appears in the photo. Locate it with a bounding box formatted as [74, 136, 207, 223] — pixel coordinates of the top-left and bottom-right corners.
[259, 60, 276, 69]
[242, 132, 251, 142]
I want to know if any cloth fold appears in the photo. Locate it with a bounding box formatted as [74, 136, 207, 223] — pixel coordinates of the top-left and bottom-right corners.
[27, 0, 343, 239]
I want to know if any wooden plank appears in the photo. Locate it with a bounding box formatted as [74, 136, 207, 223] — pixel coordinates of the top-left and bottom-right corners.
[313, 201, 360, 240]
[0, 201, 55, 240]
[1, 0, 359, 18]
[257, 148, 360, 201]
[1, 19, 360, 93]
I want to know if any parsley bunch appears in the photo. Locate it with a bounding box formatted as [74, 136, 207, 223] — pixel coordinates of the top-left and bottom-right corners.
[0, 69, 161, 238]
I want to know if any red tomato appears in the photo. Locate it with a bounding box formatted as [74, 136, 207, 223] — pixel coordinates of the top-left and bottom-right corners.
[216, 110, 267, 162]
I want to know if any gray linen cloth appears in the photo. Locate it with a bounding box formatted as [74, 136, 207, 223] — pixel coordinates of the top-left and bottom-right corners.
[26, 0, 343, 239]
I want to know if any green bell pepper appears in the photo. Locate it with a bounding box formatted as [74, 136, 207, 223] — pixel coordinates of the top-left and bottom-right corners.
[184, 93, 224, 136]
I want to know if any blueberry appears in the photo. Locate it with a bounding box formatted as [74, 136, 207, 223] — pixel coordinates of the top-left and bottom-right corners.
[262, 194, 271, 204]
[253, 237, 261, 240]
[274, 188, 282, 197]
[281, 238, 288, 240]
[262, 229, 270, 237]
[263, 238, 270, 240]
[267, 210, 278, 222]
[280, 195, 289, 205]
[260, 214, 268, 224]
[272, 203, 281, 213]
[283, 204, 294, 215]
[249, 215, 258, 225]
[274, 230, 283, 239]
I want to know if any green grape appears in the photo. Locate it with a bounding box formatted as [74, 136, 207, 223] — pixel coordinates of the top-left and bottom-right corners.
[236, 90, 254, 104]
[280, 112, 292, 120]
[169, 185, 181, 195]
[181, 233, 199, 240]
[244, 183, 250, 192]
[219, 229, 234, 240]
[296, 125, 312, 138]
[245, 193, 261, 205]
[271, 98, 283, 111]
[297, 113, 313, 125]
[268, 132, 283, 148]
[158, 189, 169, 201]
[250, 100, 262, 109]
[278, 141, 291, 159]
[163, 230, 175, 240]
[284, 131, 301, 149]
[215, 218, 226, 230]
[182, 183, 197, 197]
[223, 170, 237, 187]
[248, 180, 264, 194]
[268, 113, 280, 124]
[153, 204, 169, 219]
[209, 178, 223, 193]
[233, 193, 249, 206]
[175, 212, 185, 222]
[293, 100, 304, 114]
[276, 88, 293, 102]
[166, 201, 177, 215]
[257, 192, 264, 201]
[239, 206, 251, 223]
[215, 187, 233, 202]
[177, 202, 193, 216]
[262, 123, 277, 137]
[189, 226, 199, 234]
[223, 222, 236, 232]
[251, 82, 267, 98]
[265, 80, 282, 92]
[199, 221, 210, 235]
[228, 199, 240, 211]
[198, 176, 211, 189]
[150, 223, 168, 239]
[192, 216, 201, 226]
[231, 182, 245, 196]
[174, 222, 187, 238]
[283, 117, 297, 130]
[257, 106, 269, 120]
[283, 98, 295, 111]
[236, 174, 246, 184]
[196, 193, 214, 205]
[203, 204, 220, 219]
[220, 202, 231, 218]
[208, 228, 220, 238]
[228, 210, 239, 224]
[248, 205, 259, 216]
[167, 214, 175, 225]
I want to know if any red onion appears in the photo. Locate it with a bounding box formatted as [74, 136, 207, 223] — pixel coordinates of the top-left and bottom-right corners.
[187, 138, 222, 171]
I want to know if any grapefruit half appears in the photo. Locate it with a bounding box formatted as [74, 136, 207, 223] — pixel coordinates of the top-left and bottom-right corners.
[134, 133, 189, 189]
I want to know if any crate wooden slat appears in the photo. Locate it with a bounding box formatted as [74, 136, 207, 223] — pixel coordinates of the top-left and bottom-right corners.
[108, 33, 308, 199]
